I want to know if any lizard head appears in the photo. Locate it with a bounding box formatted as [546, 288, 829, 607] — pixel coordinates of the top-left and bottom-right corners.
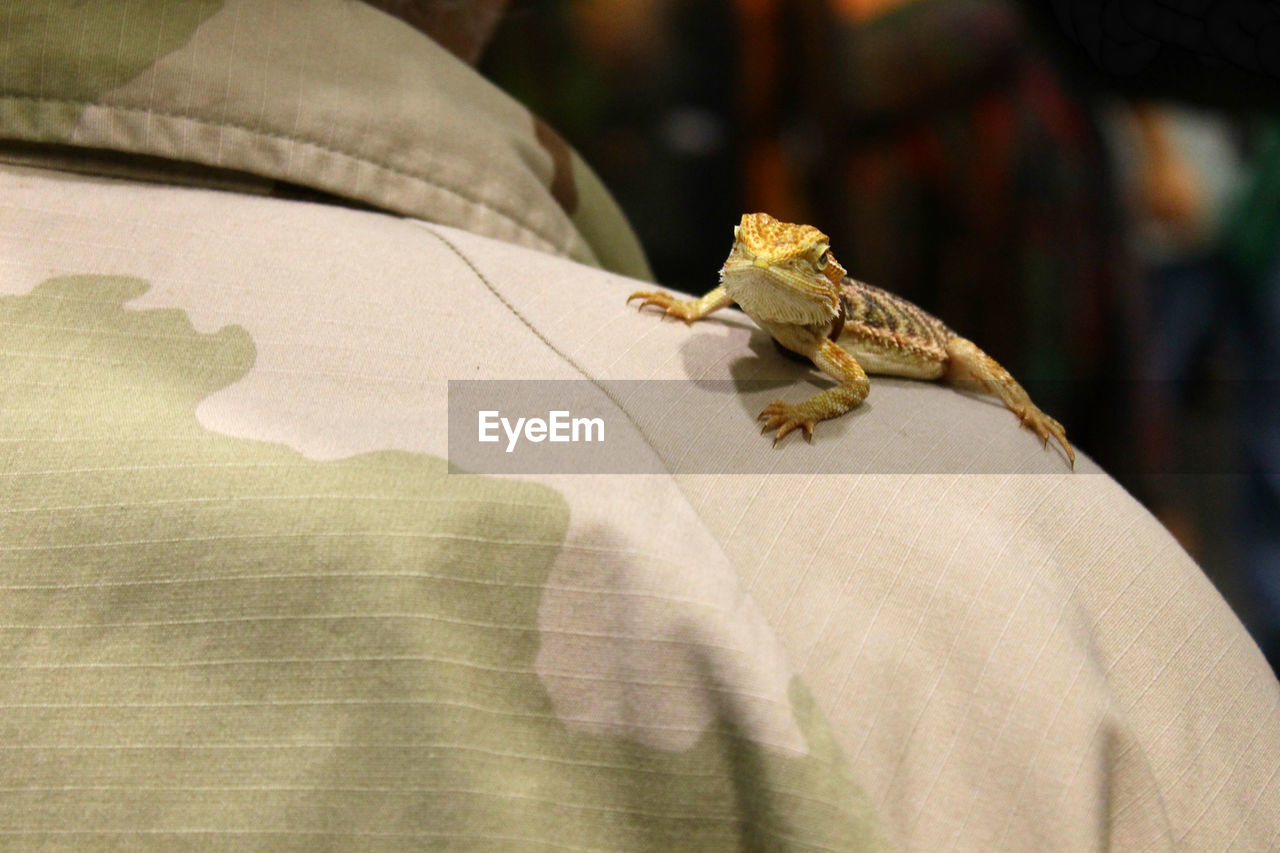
[719, 213, 846, 327]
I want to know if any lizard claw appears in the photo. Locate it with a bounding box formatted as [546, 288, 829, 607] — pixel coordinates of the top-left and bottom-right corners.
[627, 290, 696, 324]
[758, 401, 817, 444]
[1014, 405, 1075, 468]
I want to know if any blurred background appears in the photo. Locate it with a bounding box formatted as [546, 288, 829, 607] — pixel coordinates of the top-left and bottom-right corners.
[480, 0, 1280, 673]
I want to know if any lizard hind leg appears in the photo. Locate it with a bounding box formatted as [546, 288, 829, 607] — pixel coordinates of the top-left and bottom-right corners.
[944, 336, 1075, 467]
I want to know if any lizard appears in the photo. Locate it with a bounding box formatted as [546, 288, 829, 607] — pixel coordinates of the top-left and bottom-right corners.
[628, 212, 1075, 467]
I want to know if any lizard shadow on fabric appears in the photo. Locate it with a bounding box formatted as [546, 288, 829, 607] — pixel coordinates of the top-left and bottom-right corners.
[732, 331, 872, 443]
[661, 312, 873, 445]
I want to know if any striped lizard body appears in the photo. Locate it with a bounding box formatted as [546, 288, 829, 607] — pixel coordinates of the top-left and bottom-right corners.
[629, 212, 1074, 467]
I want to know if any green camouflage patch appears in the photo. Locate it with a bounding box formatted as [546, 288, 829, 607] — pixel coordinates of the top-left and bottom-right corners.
[1, 2, 223, 105]
[0, 275, 882, 849]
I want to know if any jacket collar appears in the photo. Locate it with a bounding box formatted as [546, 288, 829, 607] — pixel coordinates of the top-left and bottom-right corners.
[0, 0, 650, 278]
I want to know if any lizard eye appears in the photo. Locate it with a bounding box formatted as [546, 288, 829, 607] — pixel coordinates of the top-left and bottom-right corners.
[816, 251, 830, 267]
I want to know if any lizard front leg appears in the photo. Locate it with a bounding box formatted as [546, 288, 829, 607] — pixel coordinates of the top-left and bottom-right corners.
[628, 285, 734, 324]
[759, 334, 870, 443]
[945, 336, 1075, 467]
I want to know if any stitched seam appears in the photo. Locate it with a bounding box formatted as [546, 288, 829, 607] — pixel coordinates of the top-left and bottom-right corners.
[425, 225, 682, 471]
[424, 226, 600, 383]
[422, 225, 762, 576]
[0, 93, 573, 257]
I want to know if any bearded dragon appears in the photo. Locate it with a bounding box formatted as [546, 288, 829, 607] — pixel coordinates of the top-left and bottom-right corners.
[628, 212, 1074, 467]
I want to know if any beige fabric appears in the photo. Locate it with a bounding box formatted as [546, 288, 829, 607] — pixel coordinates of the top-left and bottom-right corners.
[4, 162, 1278, 849]
[0, 165, 884, 851]
[1, 0, 1278, 849]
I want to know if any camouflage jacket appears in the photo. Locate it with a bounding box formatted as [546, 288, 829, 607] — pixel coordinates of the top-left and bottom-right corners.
[2, 2, 1278, 850]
